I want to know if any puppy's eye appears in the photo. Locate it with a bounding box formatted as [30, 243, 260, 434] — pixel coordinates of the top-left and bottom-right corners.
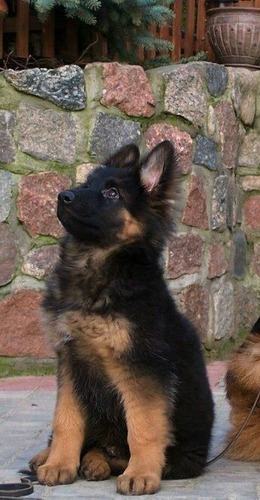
[102, 187, 119, 199]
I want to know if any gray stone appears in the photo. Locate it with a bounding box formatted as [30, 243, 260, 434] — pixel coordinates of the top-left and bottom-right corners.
[0, 170, 12, 221]
[226, 177, 234, 229]
[0, 111, 15, 163]
[211, 175, 229, 231]
[232, 68, 258, 126]
[4, 65, 86, 110]
[18, 103, 76, 164]
[90, 113, 141, 162]
[163, 64, 207, 128]
[194, 135, 218, 170]
[234, 286, 259, 334]
[22, 245, 59, 279]
[206, 63, 228, 97]
[0, 223, 18, 286]
[239, 130, 260, 169]
[211, 278, 234, 340]
[231, 230, 247, 280]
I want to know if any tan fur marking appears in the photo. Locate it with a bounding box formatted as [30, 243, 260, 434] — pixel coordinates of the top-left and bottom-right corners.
[227, 406, 260, 461]
[119, 209, 142, 241]
[37, 374, 85, 486]
[228, 335, 260, 394]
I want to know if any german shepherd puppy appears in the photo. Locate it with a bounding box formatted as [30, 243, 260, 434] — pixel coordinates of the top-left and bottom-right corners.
[226, 317, 260, 461]
[29, 141, 214, 495]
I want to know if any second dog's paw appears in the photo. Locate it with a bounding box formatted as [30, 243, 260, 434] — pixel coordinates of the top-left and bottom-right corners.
[29, 448, 50, 472]
[117, 473, 161, 495]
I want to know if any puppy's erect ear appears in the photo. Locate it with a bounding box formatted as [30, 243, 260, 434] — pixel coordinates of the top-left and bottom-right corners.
[105, 144, 140, 168]
[140, 140, 177, 194]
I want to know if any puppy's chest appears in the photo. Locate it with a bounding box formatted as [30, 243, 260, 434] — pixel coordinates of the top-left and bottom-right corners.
[47, 309, 132, 362]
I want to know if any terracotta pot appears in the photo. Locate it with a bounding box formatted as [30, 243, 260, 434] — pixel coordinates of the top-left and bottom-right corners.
[0, 0, 8, 17]
[206, 7, 260, 67]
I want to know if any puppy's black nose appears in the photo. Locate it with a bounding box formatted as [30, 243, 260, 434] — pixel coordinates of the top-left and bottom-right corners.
[58, 190, 75, 204]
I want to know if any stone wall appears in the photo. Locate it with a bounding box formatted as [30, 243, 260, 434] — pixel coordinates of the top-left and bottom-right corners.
[0, 61, 259, 358]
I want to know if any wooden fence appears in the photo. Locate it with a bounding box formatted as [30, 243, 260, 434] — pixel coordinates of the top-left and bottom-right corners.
[1, 0, 260, 63]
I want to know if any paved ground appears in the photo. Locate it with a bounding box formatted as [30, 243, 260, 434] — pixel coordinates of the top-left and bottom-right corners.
[1, 362, 260, 499]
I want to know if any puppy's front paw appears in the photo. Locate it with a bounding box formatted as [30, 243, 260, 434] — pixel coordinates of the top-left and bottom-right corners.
[29, 448, 50, 472]
[37, 462, 78, 486]
[117, 473, 161, 495]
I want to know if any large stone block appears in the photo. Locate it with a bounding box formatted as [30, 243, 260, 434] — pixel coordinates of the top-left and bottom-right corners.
[22, 245, 59, 279]
[241, 176, 260, 191]
[0, 111, 15, 163]
[211, 278, 234, 340]
[18, 103, 76, 164]
[0, 290, 53, 357]
[100, 62, 155, 117]
[234, 286, 259, 334]
[167, 232, 204, 279]
[182, 175, 209, 229]
[250, 242, 260, 277]
[90, 113, 141, 162]
[163, 64, 207, 128]
[243, 195, 260, 230]
[17, 172, 71, 238]
[5, 65, 86, 110]
[239, 131, 260, 170]
[231, 68, 258, 126]
[206, 63, 228, 97]
[231, 230, 247, 280]
[0, 223, 18, 286]
[208, 243, 228, 279]
[176, 284, 209, 341]
[215, 101, 239, 170]
[0, 170, 12, 221]
[145, 124, 193, 174]
[194, 135, 218, 171]
[211, 175, 229, 231]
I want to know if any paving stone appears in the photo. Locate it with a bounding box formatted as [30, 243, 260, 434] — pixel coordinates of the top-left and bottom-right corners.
[17, 172, 71, 238]
[211, 175, 229, 232]
[167, 232, 204, 279]
[231, 230, 247, 280]
[182, 175, 209, 229]
[90, 112, 141, 163]
[194, 135, 218, 170]
[206, 63, 228, 97]
[100, 62, 155, 117]
[0, 223, 18, 286]
[18, 103, 76, 164]
[163, 64, 207, 128]
[145, 123, 193, 174]
[0, 110, 15, 163]
[5, 65, 86, 110]
[22, 245, 59, 279]
[0, 170, 12, 221]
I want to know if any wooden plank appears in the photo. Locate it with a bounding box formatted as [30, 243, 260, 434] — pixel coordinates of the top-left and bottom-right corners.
[148, 24, 156, 59]
[42, 10, 55, 57]
[64, 18, 78, 59]
[172, 0, 182, 61]
[0, 18, 3, 58]
[16, 0, 29, 57]
[184, 0, 195, 57]
[196, 0, 206, 54]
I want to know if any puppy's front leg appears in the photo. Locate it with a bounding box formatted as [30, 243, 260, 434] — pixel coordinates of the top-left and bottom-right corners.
[117, 382, 171, 495]
[37, 375, 85, 486]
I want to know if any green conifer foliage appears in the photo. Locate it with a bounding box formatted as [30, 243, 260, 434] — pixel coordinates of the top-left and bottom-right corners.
[28, 0, 174, 60]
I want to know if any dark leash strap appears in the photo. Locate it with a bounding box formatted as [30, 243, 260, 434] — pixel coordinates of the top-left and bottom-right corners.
[0, 477, 34, 498]
[207, 389, 260, 466]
